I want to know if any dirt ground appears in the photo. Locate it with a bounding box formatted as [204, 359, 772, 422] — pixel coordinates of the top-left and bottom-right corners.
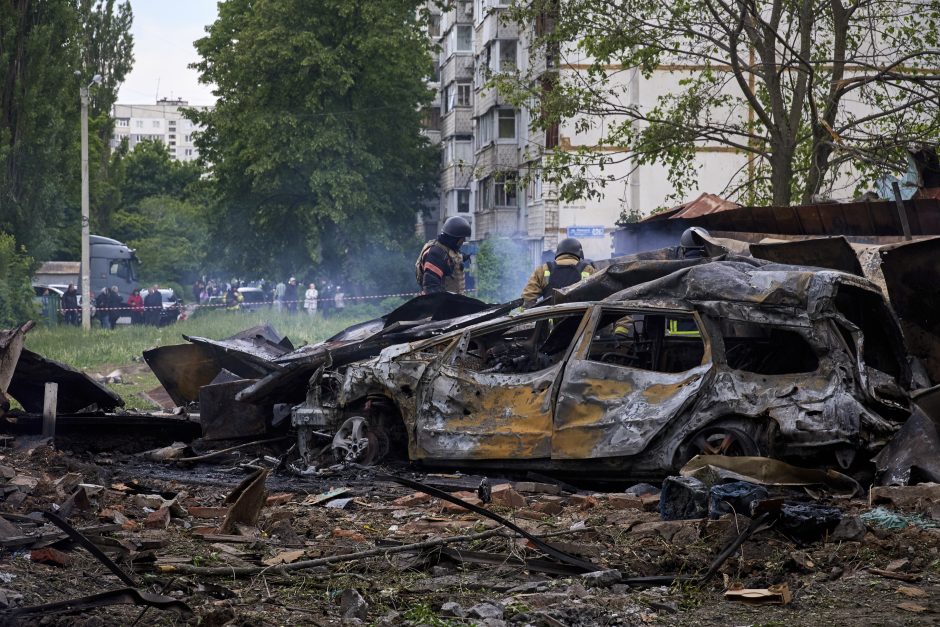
[0, 440, 937, 626]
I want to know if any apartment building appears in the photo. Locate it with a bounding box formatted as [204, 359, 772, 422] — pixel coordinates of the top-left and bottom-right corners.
[111, 98, 212, 162]
[423, 0, 748, 263]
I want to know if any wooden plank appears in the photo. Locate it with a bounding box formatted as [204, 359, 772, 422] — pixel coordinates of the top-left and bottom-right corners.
[42, 382, 57, 438]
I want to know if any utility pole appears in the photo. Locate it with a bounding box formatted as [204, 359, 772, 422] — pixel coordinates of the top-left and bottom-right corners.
[79, 74, 102, 331]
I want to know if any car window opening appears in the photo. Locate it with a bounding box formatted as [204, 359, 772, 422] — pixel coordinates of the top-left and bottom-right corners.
[454, 313, 584, 374]
[587, 311, 705, 373]
[721, 321, 819, 374]
[833, 286, 902, 379]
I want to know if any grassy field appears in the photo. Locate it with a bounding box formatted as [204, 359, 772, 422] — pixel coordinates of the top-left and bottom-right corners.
[23, 306, 380, 410]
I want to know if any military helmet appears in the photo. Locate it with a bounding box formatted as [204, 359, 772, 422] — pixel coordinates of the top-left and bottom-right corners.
[679, 227, 709, 249]
[441, 216, 472, 238]
[555, 237, 584, 259]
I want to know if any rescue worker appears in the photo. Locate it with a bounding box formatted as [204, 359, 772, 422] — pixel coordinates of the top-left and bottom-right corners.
[417, 216, 471, 295]
[521, 238, 595, 308]
[678, 226, 710, 259]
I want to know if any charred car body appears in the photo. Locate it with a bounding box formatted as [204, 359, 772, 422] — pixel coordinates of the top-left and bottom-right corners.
[291, 259, 917, 477]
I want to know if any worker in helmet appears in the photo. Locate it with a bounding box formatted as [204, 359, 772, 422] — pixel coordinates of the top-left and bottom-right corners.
[678, 227, 710, 259]
[417, 216, 472, 294]
[521, 238, 596, 308]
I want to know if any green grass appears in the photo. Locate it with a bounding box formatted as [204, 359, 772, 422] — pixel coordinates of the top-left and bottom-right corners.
[23, 307, 380, 410]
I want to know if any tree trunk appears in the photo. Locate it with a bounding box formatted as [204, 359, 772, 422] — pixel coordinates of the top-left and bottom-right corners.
[770, 146, 795, 206]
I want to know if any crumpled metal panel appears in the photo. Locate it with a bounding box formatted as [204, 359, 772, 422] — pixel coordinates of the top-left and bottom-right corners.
[553, 359, 709, 459]
[9, 348, 123, 413]
[416, 365, 557, 460]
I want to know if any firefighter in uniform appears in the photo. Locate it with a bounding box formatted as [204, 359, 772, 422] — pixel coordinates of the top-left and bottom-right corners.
[521, 238, 595, 308]
[418, 216, 472, 295]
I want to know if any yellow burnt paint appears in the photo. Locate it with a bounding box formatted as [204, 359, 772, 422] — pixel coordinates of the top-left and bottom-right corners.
[551, 414, 606, 459]
[462, 431, 552, 459]
[641, 376, 699, 404]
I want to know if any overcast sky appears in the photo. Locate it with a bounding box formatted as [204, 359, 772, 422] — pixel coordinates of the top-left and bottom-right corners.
[117, 0, 218, 106]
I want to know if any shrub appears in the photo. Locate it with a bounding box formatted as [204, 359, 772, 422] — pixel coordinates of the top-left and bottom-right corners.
[474, 236, 531, 303]
[0, 232, 38, 327]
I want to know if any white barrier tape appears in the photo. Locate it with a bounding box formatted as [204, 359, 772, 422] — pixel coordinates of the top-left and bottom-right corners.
[56, 289, 477, 313]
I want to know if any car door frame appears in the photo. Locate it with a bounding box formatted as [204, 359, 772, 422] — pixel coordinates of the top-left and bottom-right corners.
[551, 304, 713, 460]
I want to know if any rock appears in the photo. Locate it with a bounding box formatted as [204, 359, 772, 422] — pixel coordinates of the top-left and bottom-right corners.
[468, 602, 504, 620]
[0, 465, 15, 480]
[440, 491, 482, 513]
[886, 558, 910, 572]
[375, 611, 401, 626]
[580, 569, 622, 587]
[265, 493, 293, 507]
[778, 503, 842, 542]
[144, 507, 171, 529]
[491, 484, 526, 508]
[625, 482, 660, 497]
[131, 494, 169, 510]
[267, 519, 303, 546]
[189, 506, 230, 519]
[567, 494, 598, 510]
[532, 500, 564, 516]
[440, 601, 466, 618]
[708, 481, 768, 518]
[871, 484, 940, 520]
[341, 588, 368, 621]
[8, 475, 38, 492]
[391, 492, 431, 507]
[513, 481, 561, 495]
[831, 515, 866, 541]
[143, 443, 187, 461]
[30, 548, 72, 567]
[659, 476, 708, 520]
[606, 494, 644, 510]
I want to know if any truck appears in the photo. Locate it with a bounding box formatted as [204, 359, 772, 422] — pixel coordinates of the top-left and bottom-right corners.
[33, 235, 141, 304]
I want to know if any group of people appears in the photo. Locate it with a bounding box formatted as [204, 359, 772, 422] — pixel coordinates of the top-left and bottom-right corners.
[417, 216, 710, 303]
[273, 277, 345, 317]
[55, 284, 165, 328]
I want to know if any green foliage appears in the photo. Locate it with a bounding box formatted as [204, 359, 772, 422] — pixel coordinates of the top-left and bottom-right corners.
[0, 1, 133, 261]
[190, 0, 438, 292]
[119, 139, 201, 207]
[474, 237, 530, 303]
[113, 196, 209, 285]
[0, 232, 38, 327]
[501, 0, 940, 206]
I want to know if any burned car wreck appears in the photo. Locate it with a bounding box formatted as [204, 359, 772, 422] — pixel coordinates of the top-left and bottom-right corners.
[291, 258, 917, 478]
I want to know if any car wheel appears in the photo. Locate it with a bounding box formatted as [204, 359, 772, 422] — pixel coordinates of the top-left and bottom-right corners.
[331, 416, 389, 465]
[676, 420, 763, 468]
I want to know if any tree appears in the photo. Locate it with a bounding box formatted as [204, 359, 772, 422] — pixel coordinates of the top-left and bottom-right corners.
[503, 0, 940, 206]
[0, 1, 82, 260]
[0, 232, 37, 327]
[190, 0, 438, 290]
[0, 0, 133, 260]
[475, 237, 531, 303]
[107, 140, 208, 285]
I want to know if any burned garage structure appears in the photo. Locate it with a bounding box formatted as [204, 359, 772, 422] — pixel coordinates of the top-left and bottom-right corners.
[290, 259, 915, 477]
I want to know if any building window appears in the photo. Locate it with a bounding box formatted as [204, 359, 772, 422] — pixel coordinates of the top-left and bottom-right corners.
[185, 149, 193, 156]
[135, 120, 144, 128]
[495, 173, 518, 206]
[499, 40, 517, 72]
[498, 108, 516, 139]
[429, 13, 441, 38]
[445, 136, 473, 164]
[456, 25, 472, 51]
[443, 83, 453, 114]
[457, 189, 471, 213]
[116, 118, 129, 127]
[457, 83, 471, 107]
[422, 106, 442, 131]
[152, 120, 160, 128]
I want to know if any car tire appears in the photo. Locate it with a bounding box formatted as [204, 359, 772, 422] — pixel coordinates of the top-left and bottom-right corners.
[331, 416, 389, 465]
[674, 419, 764, 469]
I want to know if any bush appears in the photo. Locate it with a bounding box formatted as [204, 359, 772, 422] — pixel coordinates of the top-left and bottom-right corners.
[474, 236, 531, 303]
[0, 232, 38, 327]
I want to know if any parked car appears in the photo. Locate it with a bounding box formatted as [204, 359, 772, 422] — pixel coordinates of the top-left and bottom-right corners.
[290, 262, 915, 478]
[142, 288, 181, 326]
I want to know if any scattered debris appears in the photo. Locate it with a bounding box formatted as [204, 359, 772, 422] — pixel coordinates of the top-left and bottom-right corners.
[724, 583, 792, 605]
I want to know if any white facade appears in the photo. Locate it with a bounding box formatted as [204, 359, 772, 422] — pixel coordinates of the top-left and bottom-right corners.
[111, 99, 212, 162]
[423, 1, 749, 263]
